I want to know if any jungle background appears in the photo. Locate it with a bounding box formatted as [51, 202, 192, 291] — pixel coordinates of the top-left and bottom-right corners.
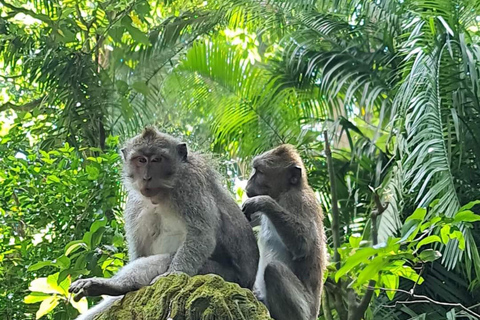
[1, 0, 480, 319]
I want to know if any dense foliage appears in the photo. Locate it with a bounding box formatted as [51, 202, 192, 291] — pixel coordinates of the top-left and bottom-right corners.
[1, 0, 480, 319]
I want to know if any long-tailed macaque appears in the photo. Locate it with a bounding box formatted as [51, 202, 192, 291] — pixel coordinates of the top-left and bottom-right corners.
[70, 128, 259, 320]
[242, 144, 327, 320]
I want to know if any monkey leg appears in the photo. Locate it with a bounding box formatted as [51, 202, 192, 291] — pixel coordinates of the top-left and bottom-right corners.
[74, 296, 122, 320]
[198, 259, 239, 284]
[70, 253, 173, 300]
[264, 261, 313, 320]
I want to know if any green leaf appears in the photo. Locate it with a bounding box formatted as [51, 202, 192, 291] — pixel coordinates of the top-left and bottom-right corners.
[70, 297, 88, 314]
[86, 165, 99, 180]
[24, 292, 51, 304]
[91, 226, 106, 248]
[90, 219, 107, 233]
[416, 235, 442, 251]
[459, 200, 480, 212]
[54, 255, 71, 269]
[47, 273, 69, 296]
[36, 296, 59, 319]
[335, 247, 377, 282]
[132, 81, 150, 96]
[406, 208, 427, 222]
[451, 230, 465, 250]
[46, 175, 61, 183]
[381, 274, 398, 300]
[116, 80, 129, 95]
[28, 278, 62, 294]
[349, 235, 362, 248]
[391, 265, 424, 285]
[65, 241, 88, 256]
[418, 249, 442, 262]
[128, 26, 150, 45]
[28, 261, 54, 271]
[420, 216, 442, 231]
[453, 210, 480, 223]
[356, 256, 388, 285]
[440, 225, 451, 244]
[121, 16, 150, 45]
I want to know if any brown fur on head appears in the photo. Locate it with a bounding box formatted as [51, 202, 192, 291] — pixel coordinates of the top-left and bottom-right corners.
[121, 127, 188, 198]
[246, 144, 307, 199]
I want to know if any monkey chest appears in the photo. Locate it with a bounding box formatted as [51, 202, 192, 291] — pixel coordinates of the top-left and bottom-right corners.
[134, 204, 187, 256]
[259, 218, 292, 266]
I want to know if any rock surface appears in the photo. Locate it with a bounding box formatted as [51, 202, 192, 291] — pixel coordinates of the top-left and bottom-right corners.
[94, 273, 272, 320]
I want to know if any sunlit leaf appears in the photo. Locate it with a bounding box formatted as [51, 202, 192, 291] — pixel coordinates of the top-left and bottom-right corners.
[24, 292, 51, 304]
[381, 274, 399, 300]
[70, 296, 88, 314]
[36, 296, 59, 319]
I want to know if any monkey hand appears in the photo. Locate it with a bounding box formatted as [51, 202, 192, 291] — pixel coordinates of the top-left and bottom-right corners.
[69, 278, 119, 302]
[242, 195, 276, 221]
[150, 270, 184, 285]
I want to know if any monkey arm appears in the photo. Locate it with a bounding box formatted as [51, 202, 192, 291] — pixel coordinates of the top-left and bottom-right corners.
[168, 212, 217, 276]
[244, 196, 314, 260]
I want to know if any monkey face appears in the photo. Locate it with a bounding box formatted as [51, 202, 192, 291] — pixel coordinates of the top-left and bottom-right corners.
[246, 163, 301, 199]
[121, 129, 188, 198]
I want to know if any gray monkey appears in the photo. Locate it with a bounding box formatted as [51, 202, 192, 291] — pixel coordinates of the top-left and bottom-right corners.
[242, 144, 327, 320]
[69, 128, 259, 319]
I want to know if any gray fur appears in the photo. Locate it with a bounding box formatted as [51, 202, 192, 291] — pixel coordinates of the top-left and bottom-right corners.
[243, 144, 327, 320]
[70, 128, 259, 320]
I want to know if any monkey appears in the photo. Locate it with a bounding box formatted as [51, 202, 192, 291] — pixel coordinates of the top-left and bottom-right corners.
[69, 128, 259, 320]
[242, 144, 327, 320]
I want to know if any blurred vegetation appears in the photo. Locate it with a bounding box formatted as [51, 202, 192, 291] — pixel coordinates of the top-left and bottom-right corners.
[1, 0, 480, 319]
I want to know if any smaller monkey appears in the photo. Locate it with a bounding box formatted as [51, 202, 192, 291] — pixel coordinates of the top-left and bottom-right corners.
[69, 128, 259, 320]
[242, 144, 327, 320]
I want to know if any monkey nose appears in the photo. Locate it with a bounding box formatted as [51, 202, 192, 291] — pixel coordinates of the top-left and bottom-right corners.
[143, 176, 152, 181]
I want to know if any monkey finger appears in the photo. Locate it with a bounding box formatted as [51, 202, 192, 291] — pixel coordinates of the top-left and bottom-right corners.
[69, 279, 90, 294]
[73, 291, 86, 302]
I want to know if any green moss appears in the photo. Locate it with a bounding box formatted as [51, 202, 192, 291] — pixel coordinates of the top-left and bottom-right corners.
[95, 274, 272, 320]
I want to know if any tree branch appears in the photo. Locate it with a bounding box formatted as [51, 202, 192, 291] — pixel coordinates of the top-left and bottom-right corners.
[0, 0, 51, 23]
[0, 97, 45, 113]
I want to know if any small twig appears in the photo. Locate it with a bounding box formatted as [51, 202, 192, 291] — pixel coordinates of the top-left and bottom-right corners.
[369, 286, 480, 319]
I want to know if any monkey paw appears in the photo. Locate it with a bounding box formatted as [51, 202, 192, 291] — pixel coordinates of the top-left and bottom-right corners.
[69, 278, 111, 301]
[242, 196, 275, 220]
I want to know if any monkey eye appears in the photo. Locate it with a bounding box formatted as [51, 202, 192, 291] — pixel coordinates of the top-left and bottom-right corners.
[137, 157, 147, 164]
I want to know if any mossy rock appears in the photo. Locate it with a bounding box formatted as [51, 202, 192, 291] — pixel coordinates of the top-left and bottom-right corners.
[95, 273, 272, 320]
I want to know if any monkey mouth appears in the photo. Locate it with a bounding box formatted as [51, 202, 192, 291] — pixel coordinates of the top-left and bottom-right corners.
[140, 187, 162, 198]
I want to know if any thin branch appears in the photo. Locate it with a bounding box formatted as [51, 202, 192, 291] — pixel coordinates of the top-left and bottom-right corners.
[0, 0, 51, 23]
[370, 286, 480, 319]
[0, 97, 45, 113]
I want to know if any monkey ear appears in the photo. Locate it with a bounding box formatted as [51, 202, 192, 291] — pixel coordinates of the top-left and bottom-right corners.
[120, 148, 127, 161]
[177, 143, 187, 161]
[288, 165, 302, 185]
